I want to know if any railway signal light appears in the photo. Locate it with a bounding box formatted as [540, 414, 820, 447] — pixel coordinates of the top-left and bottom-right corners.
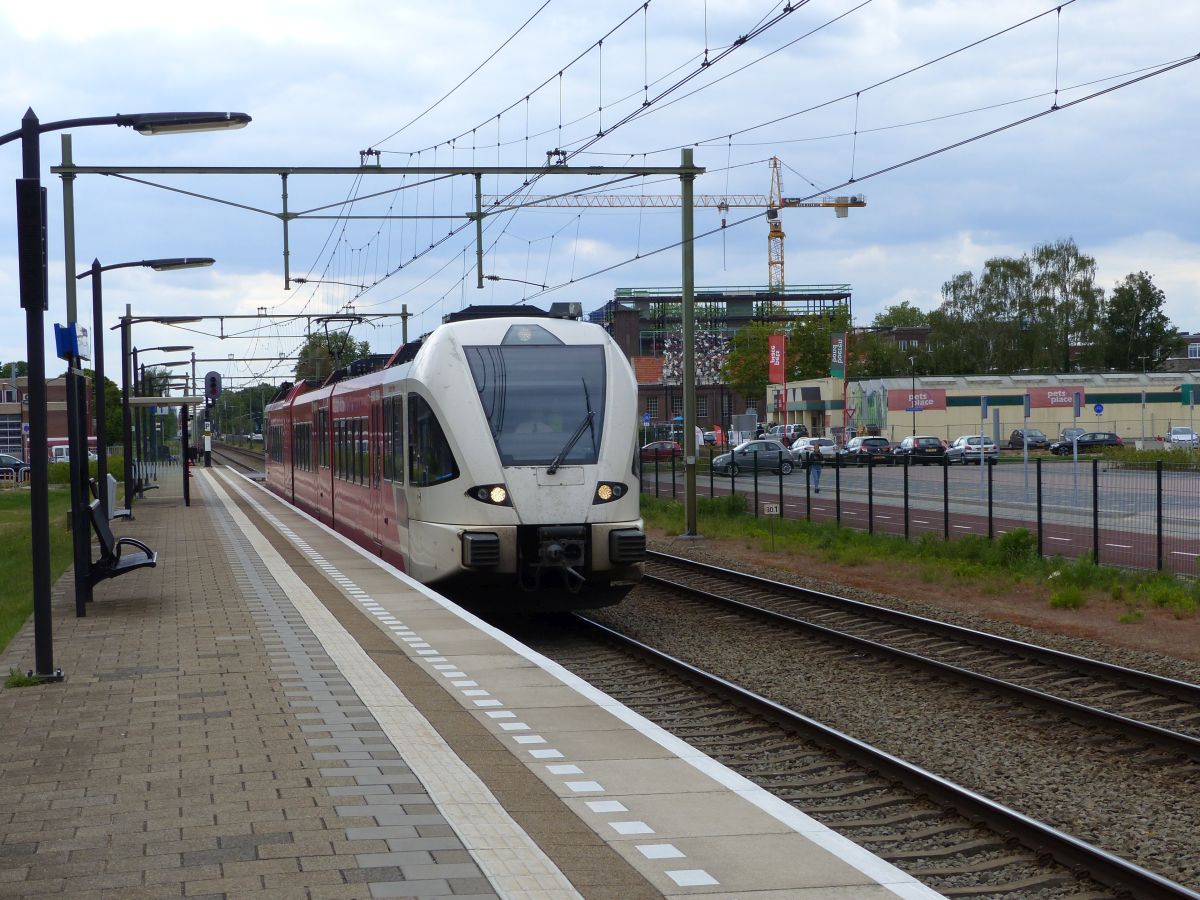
[204, 370, 222, 402]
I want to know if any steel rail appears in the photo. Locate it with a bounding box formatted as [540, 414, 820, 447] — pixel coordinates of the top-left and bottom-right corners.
[573, 614, 1200, 900]
[648, 550, 1200, 703]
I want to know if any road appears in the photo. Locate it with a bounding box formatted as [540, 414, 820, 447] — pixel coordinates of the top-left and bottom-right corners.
[642, 457, 1199, 575]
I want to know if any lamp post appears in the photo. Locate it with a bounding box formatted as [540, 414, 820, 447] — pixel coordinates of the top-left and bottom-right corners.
[76, 259, 206, 518]
[1139, 355, 1149, 441]
[908, 356, 917, 436]
[2, 108, 248, 681]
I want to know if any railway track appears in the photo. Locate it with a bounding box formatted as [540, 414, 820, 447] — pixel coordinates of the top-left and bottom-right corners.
[508, 613, 1200, 900]
[209, 441, 265, 473]
[644, 551, 1200, 760]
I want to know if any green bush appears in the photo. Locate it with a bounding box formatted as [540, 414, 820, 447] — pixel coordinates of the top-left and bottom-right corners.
[1101, 446, 1200, 471]
[1049, 585, 1087, 609]
[996, 528, 1037, 567]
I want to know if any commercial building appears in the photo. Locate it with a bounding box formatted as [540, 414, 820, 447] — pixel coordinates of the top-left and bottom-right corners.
[770, 372, 1200, 445]
[0, 374, 94, 462]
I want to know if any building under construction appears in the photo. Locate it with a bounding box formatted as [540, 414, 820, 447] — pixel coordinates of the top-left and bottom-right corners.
[591, 283, 852, 435]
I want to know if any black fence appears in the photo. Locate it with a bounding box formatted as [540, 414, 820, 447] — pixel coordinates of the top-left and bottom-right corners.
[639, 450, 1200, 575]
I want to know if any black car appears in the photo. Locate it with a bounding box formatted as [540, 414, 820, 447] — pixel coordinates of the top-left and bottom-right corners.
[844, 436, 893, 466]
[1049, 431, 1123, 455]
[1008, 428, 1049, 450]
[0, 452, 29, 482]
[893, 435, 946, 464]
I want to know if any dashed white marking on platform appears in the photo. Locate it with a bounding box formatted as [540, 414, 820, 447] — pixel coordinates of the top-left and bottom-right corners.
[565, 780, 603, 793]
[529, 749, 564, 759]
[611, 821, 655, 835]
[451, 680, 479, 687]
[485, 710, 516, 719]
[462, 689, 490, 697]
[499, 722, 529, 732]
[638, 844, 685, 860]
[474, 699, 503, 707]
[667, 870, 719, 887]
[514, 735, 547, 745]
[586, 800, 627, 813]
[547, 764, 582, 775]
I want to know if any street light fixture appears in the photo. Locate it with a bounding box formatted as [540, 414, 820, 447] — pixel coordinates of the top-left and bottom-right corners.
[2, 107, 248, 681]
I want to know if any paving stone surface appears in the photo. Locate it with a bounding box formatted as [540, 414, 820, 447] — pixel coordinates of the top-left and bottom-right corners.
[0, 472, 498, 899]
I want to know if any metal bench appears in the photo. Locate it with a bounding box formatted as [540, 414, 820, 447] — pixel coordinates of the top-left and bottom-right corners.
[87, 499, 158, 587]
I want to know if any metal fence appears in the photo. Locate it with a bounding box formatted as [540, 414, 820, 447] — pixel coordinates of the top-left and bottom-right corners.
[639, 451, 1200, 575]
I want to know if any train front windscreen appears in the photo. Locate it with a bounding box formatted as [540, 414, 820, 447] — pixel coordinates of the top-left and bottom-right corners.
[466, 339, 607, 468]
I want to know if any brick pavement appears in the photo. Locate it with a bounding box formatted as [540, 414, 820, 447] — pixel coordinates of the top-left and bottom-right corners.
[0, 471, 510, 899]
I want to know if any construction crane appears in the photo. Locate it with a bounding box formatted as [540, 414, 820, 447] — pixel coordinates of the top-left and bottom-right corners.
[482, 157, 864, 292]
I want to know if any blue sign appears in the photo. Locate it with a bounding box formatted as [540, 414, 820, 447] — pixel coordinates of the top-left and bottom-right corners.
[904, 406, 921, 413]
[1093, 402, 1104, 416]
[642, 412, 650, 424]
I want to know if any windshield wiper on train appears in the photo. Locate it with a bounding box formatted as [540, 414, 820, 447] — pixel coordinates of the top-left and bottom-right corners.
[546, 379, 595, 474]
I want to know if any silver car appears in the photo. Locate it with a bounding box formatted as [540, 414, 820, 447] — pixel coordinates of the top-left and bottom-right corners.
[1169, 426, 1199, 448]
[790, 437, 839, 464]
[945, 435, 999, 465]
[712, 439, 795, 476]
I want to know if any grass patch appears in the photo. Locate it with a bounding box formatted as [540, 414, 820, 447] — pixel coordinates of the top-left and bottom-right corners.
[640, 493, 1199, 619]
[0, 488, 75, 655]
[4, 668, 43, 688]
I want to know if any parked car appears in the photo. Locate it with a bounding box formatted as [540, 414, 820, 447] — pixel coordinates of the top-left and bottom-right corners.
[640, 440, 682, 461]
[844, 436, 893, 466]
[1060, 427, 1085, 444]
[1168, 426, 1199, 448]
[767, 423, 808, 447]
[0, 452, 30, 481]
[789, 436, 835, 463]
[712, 439, 794, 476]
[702, 431, 717, 445]
[1008, 428, 1049, 450]
[893, 435, 947, 464]
[945, 435, 1000, 464]
[1049, 431, 1122, 455]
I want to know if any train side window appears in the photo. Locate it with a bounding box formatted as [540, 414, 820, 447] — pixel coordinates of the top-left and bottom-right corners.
[391, 395, 404, 484]
[382, 398, 392, 482]
[408, 393, 458, 487]
[335, 419, 344, 480]
[318, 406, 329, 468]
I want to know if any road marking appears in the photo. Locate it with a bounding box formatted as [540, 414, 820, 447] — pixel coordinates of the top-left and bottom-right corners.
[953, 525, 971, 530]
[1047, 536, 1071, 542]
[1106, 543, 1132, 549]
[875, 515, 891, 519]
[913, 519, 929, 524]
[1171, 551, 1200, 557]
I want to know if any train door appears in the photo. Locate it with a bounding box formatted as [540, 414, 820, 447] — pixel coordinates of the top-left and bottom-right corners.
[368, 392, 383, 556]
[318, 402, 333, 527]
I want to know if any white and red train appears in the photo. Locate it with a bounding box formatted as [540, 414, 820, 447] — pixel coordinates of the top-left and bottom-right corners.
[264, 303, 646, 608]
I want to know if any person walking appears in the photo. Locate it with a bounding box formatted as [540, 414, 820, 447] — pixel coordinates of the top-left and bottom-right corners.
[806, 446, 824, 493]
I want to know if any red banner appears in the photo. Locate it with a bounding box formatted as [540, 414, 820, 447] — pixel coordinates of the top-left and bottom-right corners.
[1028, 386, 1084, 408]
[888, 388, 947, 411]
[768, 334, 785, 384]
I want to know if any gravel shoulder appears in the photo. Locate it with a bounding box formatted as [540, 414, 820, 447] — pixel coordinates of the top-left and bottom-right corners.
[643, 527, 1200, 681]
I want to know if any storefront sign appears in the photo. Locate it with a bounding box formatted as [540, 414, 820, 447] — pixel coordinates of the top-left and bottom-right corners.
[887, 387, 946, 411]
[1028, 386, 1084, 408]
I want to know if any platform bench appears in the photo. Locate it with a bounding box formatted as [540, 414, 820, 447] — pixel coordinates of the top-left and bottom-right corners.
[88, 499, 158, 587]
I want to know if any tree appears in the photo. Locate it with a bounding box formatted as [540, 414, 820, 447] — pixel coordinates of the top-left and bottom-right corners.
[720, 322, 775, 404]
[296, 331, 372, 382]
[1101, 272, 1178, 371]
[0, 360, 28, 378]
[786, 306, 853, 380]
[925, 238, 1104, 375]
[871, 301, 929, 329]
[79, 369, 123, 447]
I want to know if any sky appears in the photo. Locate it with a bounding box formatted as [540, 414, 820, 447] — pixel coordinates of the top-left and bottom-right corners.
[1, 0, 1197, 393]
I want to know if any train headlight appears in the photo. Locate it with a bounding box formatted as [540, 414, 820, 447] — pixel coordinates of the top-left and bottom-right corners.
[467, 484, 512, 506]
[593, 481, 627, 504]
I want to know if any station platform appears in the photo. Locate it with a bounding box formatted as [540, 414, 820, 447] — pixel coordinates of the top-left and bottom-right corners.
[0, 466, 943, 899]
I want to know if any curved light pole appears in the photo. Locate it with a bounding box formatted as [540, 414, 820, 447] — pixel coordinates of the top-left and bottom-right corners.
[1, 109, 248, 680]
